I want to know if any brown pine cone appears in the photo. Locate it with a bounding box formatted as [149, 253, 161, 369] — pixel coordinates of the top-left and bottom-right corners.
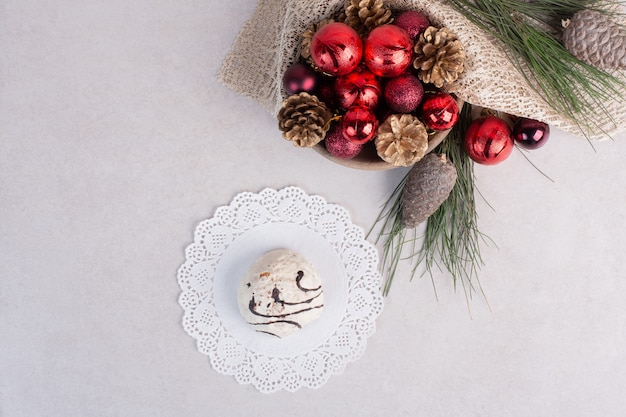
[562, 10, 626, 71]
[375, 114, 429, 167]
[401, 153, 457, 228]
[278, 92, 333, 147]
[413, 26, 466, 88]
[340, 0, 393, 36]
[300, 18, 335, 66]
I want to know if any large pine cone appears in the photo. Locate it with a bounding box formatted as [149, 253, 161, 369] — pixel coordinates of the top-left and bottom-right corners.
[413, 26, 466, 88]
[278, 92, 333, 147]
[401, 153, 457, 228]
[375, 114, 429, 167]
[340, 0, 393, 36]
[562, 9, 626, 71]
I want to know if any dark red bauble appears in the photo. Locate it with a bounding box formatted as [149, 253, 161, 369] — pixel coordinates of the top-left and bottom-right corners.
[421, 92, 459, 130]
[513, 117, 550, 149]
[310, 22, 363, 76]
[283, 62, 318, 95]
[342, 106, 379, 144]
[334, 65, 382, 109]
[393, 10, 430, 40]
[315, 75, 339, 109]
[384, 73, 424, 113]
[363, 25, 413, 77]
[464, 115, 514, 165]
[375, 102, 393, 125]
[324, 122, 364, 159]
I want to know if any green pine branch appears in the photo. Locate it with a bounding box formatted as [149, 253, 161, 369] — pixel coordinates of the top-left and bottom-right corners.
[446, 0, 625, 137]
[369, 104, 490, 301]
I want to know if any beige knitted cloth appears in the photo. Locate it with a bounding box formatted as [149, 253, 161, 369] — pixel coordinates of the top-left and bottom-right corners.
[218, 0, 626, 139]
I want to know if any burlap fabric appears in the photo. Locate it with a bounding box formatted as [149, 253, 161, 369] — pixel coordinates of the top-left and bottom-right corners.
[218, 0, 626, 139]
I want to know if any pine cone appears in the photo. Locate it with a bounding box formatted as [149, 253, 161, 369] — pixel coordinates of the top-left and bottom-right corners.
[413, 26, 466, 88]
[375, 114, 429, 167]
[278, 92, 333, 147]
[562, 10, 626, 71]
[340, 0, 393, 36]
[401, 153, 457, 228]
[300, 18, 335, 66]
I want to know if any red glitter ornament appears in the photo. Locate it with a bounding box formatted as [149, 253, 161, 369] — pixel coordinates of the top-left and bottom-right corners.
[334, 65, 382, 109]
[393, 10, 430, 40]
[363, 25, 413, 77]
[383, 73, 424, 113]
[310, 22, 363, 76]
[283, 62, 318, 95]
[324, 122, 364, 159]
[421, 92, 459, 130]
[464, 115, 514, 165]
[341, 105, 379, 144]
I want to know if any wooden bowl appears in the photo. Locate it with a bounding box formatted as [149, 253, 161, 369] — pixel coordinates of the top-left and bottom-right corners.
[313, 97, 464, 171]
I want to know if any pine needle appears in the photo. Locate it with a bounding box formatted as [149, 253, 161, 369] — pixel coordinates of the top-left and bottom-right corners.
[369, 104, 491, 301]
[446, 0, 625, 138]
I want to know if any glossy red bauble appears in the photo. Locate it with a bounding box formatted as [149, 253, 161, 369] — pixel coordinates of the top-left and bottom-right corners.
[363, 25, 413, 77]
[513, 117, 550, 149]
[283, 62, 318, 95]
[393, 10, 430, 40]
[324, 122, 364, 159]
[334, 65, 382, 109]
[342, 106, 379, 144]
[384, 73, 424, 113]
[421, 92, 459, 130]
[310, 22, 363, 76]
[464, 115, 514, 165]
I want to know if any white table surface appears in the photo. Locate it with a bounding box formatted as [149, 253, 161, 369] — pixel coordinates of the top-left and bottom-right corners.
[2, 1, 626, 416]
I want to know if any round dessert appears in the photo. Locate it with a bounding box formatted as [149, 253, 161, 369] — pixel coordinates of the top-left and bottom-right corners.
[237, 249, 324, 338]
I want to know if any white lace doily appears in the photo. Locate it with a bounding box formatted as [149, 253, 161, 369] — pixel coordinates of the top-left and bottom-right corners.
[177, 186, 384, 393]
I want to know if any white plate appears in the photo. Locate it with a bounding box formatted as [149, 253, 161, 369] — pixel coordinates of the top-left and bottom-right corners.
[213, 222, 347, 357]
[177, 186, 383, 393]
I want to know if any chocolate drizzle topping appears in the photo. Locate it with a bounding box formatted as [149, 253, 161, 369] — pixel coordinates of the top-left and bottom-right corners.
[295, 270, 321, 292]
[248, 296, 324, 319]
[245, 269, 324, 337]
[271, 287, 322, 306]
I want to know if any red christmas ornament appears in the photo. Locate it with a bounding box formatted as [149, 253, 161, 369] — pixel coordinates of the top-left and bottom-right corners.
[363, 25, 413, 77]
[421, 92, 459, 130]
[384, 73, 424, 113]
[464, 115, 514, 165]
[512, 117, 550, 149]
[393, 10, 430, 40]
[283, 62, 318, 95]
[341, 106, 379, 144]
[310, 22, 363, 76]
[334, 65, 382, 109]
[324, 122, 364, 159]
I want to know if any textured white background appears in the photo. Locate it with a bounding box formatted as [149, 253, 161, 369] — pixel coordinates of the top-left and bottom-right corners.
[1, 1, 625, 416]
